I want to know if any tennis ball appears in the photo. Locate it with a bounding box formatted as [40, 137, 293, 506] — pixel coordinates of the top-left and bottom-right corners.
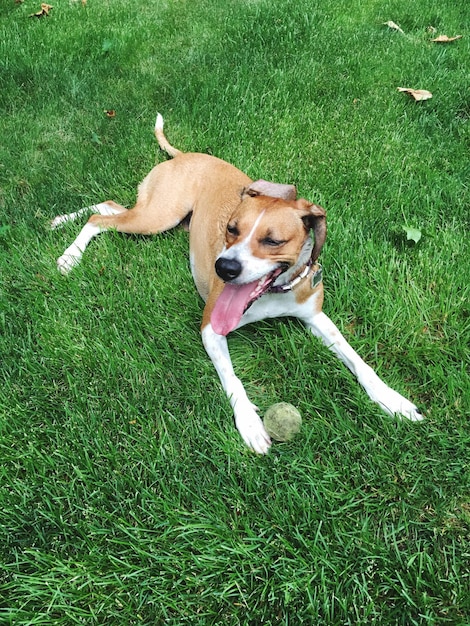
[263, 402, 302, 442]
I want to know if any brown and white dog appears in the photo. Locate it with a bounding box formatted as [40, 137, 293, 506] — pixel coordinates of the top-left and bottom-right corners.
[52, 114, 423, 453]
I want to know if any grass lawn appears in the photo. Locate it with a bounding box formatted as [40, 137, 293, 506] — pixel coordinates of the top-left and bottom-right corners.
[1, 0, 469, 623]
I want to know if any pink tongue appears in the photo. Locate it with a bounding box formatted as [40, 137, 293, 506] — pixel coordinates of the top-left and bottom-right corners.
[211, 281, 258, 336]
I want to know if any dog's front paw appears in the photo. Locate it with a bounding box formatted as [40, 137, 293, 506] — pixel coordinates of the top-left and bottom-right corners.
[57, 245, 83, 274]
[235, 407, 271, 455]
[394, 399, 424, 422]
[375, 386, 424, 422]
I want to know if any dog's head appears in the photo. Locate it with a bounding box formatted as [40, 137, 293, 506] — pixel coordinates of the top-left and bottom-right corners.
[215, 180, 326, 284]
[211, 180, 326, 335]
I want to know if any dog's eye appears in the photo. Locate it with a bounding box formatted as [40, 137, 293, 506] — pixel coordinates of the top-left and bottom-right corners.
[227, 224, 239, 236]
[261, 237, 285, 247]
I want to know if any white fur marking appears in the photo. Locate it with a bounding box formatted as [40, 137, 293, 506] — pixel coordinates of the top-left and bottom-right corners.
[220, 210, 277, 283]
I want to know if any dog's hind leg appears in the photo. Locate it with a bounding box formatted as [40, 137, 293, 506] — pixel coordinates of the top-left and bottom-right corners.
[54, 201, 128, 274]
[51, 200, 127, 230]
[54, 155, 195, 274]
[55, 190, 191, 274]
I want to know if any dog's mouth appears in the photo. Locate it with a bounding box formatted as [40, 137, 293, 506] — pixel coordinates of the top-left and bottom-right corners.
[211, 268, 284, 336]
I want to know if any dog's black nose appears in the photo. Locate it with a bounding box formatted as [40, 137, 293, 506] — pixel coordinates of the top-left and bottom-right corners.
[215, 257, 242, 282]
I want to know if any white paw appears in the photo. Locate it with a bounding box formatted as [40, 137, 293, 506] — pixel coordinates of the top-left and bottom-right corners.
[375, 386, 424, 422]
[57, 246, 82, 274]
[394, 399, 424, 422]
[235, 407, 271, 454]
[51, 214, 69, 229]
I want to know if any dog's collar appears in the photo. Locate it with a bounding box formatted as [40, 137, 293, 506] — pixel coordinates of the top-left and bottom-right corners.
[270, 259, 323, 293]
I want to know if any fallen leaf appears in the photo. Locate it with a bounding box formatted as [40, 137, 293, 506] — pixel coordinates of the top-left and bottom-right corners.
[402, 226, 422, 244]
[431, 35, 463, 43]
[397, 87, 433, 102]
[104, 109, 116, 118]
[384, 20, 404, 34]
[29, 3, 53, 17]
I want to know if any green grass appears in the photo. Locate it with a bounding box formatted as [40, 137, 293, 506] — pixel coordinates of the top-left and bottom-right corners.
[1, 0, 469, 623]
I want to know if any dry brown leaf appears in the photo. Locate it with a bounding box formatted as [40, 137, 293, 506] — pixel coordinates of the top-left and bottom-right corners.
[29, 3, 53, 17]
[384, 20, 404, 34]
[397, 87, 433, 102]
[431, 35, 463, 43]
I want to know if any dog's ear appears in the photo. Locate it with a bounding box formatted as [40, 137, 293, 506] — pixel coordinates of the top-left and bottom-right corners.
[296, 199, 327, 262]
[243, 179, 297, 200]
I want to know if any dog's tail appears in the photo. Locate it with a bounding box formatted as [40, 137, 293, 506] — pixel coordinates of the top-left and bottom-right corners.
[155, 113, 182, 158]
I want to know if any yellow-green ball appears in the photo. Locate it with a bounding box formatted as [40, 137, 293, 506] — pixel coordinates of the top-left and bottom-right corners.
[263, 402, 302, 442]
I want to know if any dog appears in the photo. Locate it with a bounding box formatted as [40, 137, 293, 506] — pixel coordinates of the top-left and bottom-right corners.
[52, 113, 423, 454]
